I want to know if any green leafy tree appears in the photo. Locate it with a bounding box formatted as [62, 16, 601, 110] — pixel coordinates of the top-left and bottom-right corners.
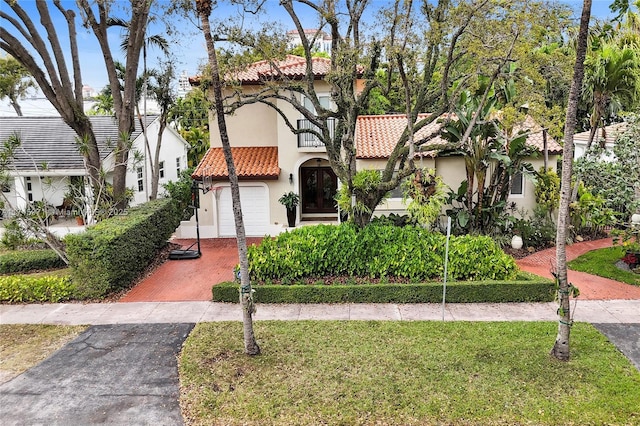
[146, 61, 177, 199]
[574, 114, 640, 216]
[0, 55, 36, 116]
[582, 43, 639, 150]
[169, 88, 210, 166]
[88, 86, 115, 115]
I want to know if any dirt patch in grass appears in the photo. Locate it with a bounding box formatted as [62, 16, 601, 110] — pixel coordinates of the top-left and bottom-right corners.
[0, 324, 87, 384]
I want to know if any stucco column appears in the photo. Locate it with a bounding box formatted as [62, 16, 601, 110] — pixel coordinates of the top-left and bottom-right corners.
[13, 176, 27, 211]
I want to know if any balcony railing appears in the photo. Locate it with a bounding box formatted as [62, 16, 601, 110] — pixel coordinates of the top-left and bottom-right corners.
[297, 118, 336, 148]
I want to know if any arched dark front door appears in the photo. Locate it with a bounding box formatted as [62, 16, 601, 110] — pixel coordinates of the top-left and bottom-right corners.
[301, 167, 338, 213]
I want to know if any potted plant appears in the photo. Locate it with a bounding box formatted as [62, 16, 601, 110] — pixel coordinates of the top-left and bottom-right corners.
[279, 191, 300, 228]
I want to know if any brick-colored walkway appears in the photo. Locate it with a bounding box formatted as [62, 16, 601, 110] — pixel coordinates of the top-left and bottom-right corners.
[119, 238, 263, 302]
[121, 237, 640, 302]
[516, 238, 640, 300]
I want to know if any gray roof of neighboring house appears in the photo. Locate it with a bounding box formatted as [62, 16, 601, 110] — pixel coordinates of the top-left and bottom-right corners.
[0, 116, 154, 172]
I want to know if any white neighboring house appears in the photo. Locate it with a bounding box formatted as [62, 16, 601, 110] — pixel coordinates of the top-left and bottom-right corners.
[573, 122, 628, 161]
[0, 115, 189, 228]
[286, 29, 332, 55]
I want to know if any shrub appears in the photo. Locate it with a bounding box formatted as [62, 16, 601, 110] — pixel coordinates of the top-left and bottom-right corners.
[0, 249, 66, 274]
[0, 274, 76, 303]
[212, 275, 554, 304]
[0, 219, 28, 250]
[248, 223, 518, 282]
[65, 198, 181, 299]
[514, 206, 556, 250]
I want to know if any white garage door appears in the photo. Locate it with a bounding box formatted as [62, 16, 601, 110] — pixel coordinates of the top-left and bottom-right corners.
[218, 186, 269, 237]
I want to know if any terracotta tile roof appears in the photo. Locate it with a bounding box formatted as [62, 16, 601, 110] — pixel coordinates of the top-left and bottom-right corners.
[192, 147, 280, 180]
[232, 55, 332, 84]
[512, 115, 563, 155]
[573, 122, 628, 147]
[355, 113, 562, 159]
[355, 114, 449, 159]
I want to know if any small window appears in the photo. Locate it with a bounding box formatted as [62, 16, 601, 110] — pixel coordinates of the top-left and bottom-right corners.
[176, 157, 181, 175]
[510, 170, 524, 196]
[137, 167, 144, 192]
[159, 161, 165, 179]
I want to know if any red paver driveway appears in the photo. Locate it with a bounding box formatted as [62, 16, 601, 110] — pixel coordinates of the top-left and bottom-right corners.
[121, 237, 640, 302]
[120, 238, 263, 302]
[516, 238, 640, 300]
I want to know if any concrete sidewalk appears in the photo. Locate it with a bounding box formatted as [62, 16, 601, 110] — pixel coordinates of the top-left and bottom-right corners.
[2, 300, 640, 325]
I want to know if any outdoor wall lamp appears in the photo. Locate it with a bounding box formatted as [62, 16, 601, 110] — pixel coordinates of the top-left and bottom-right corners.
[289, 173, 293, 184]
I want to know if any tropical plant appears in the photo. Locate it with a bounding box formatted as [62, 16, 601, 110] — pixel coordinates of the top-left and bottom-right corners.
[278, 192, 300, 210]
[581, 42, 639, 151]
[402, 168, 448, 228]
[535, 167, 561, 218]
[440, 81, 536, 234]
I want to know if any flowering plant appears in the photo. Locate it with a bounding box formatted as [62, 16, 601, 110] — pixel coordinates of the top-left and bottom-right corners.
[612, 221, 640, 254]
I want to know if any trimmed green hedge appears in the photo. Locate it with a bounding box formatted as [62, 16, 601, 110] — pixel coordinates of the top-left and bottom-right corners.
[0, 274, 76, 303]
[0, 250, 66, 274]
[212, 276, 555, 304]
[248, 224, 518, 282]
[65, 198, 181, 299]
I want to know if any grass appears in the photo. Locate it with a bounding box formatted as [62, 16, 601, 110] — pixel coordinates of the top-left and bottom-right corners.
[179, 321, 640, 425]
[0, 324, 87, 382]
[568, 246, 640, 286]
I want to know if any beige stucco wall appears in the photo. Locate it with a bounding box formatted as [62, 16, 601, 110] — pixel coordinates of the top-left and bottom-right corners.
[192, 80, 559, 237]
[209, 101, 278, 147]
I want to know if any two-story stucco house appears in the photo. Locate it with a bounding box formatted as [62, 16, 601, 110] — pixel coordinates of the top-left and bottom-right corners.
[180, 55, 562, 238]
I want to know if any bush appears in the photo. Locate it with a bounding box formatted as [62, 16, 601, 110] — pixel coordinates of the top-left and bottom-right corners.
[212, 274, 554, 304]
[0, 274, 76, 303]
[248, 223, 518, 282]
[0, 219, 28, 250]
[0, 249, 66, 274]
[65, 198, 181, 299]
[514, 206, 556, 250]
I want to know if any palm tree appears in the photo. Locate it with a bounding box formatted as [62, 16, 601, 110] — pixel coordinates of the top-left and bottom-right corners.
[195, 0, 260, 356]
[582, 43, 639, 150]
[551, 0, 592, 362]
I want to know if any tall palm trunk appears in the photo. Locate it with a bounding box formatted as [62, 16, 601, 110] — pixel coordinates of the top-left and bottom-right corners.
[551, 0, 591, 361]
[196, 0, 260, 355]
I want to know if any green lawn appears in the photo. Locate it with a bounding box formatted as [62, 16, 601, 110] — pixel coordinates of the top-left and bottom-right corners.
[568, 246, 640, 286]
[179, 321, 640, 425]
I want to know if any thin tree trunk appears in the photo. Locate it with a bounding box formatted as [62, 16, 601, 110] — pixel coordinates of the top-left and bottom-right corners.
[150, 117, 166, 199]
[9, 95, 22, 116]
[197, 0, 260, 355]
[551, 0, 591, 362]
